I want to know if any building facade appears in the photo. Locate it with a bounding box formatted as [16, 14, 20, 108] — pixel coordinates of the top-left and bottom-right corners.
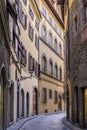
[7, 0, 41, 126]
[0, 0, 10, 130]
[38, 0, 65, 114]
[65, 0, 87, 128]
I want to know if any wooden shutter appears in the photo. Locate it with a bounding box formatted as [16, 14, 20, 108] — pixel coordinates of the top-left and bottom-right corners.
[18, 0, 22, 21]
[24, 49, 27, 65]
[25, 15, 27, 29]
[28, 53, 34, 71]
[32, 28, 34, 41]
[28, 52, 31, 70]
[38, 64, 40, 77]
[35, 63, 40, 77]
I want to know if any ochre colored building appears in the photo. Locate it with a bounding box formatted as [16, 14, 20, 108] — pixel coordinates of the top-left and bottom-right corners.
[38, 0, 65, 114]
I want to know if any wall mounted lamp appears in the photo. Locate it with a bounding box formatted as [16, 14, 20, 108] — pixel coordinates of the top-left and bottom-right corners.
[20, 71, 34, 80]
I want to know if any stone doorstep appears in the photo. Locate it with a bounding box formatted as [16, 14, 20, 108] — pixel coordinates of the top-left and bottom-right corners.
[62, 117, 84, 130]
[7, 116, 38, 130]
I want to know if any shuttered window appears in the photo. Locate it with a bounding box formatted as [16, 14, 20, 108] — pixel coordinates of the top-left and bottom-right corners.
[18, 0, 22, 21]
[18, 42, 26, 66]
[28, 53, 34, 71]
[28, 53, 40, 76]
[21, 10, 27, 29]
[42, 88, 47, 103]
[35, 63, 40, 77]
[35, 35, 39, 49]
[54, 91, 58, 103]
[29, 23, 34, 41]
[18, 1, 27, 29]
[29, 5, 34, 20]
[35, 20, 39, 31]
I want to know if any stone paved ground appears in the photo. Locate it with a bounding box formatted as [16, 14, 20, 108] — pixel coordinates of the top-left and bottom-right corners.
[19, 112, 70, 130]
[7, 112, 85, 130]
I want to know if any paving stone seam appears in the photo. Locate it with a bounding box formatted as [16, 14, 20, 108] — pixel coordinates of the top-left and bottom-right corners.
[17, 117, 37, 130]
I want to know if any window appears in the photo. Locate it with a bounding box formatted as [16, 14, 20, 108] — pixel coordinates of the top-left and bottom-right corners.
[29, 23, 34, 41]
[28, 54, 40, 77]
[55, 65, 58, 78]
[49, 60, 53, 75]
[21, 10, 27, 29]
[49, 16, 52, 25]
[42, 56, 47, 72]
[29, 5, 34, 20]
[84, 5, 87, 23]
[54, 23, 57, 32]
[13, 25, 19, 53]
[54, 39, 57, 51]
[35, 62, 40, 77]
[28, 53, 34, 71]
[59, 43, 62, 56]
[59, 67, 62, 81]
[49, 90, 52, 99]
[42, 88, 47, 103]
[42, 7, 46, 17]
[35, 20, 39, 31]
[74, 15, 77, 32]
[42, 26, 46, 41]
[54, 91, 58, 104]
[49, 33, 52, 45]
[18, 43, 27, 66]
[35, 35, 39, 49]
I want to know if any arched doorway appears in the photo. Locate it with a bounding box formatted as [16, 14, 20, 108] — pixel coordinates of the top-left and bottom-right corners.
[9, 84, 14, 123]
[17, 84, 20, 118]
[0, 67, 7, 130]
[33, 88, 38, 115]
[20, 89, 24, 117]
[26, 92, 29, 116]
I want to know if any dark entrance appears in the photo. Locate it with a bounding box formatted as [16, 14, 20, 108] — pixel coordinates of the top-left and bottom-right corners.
[33, 88, 38, 115]
[26, 92, 29, 116]
[0, 67, 7, 130]
[21, 89, 24, 117]
[9, 84, 14, 123]
[59, 94, 62, 111]
[17, 85, 20, 118]
[74, 87, 79, 123]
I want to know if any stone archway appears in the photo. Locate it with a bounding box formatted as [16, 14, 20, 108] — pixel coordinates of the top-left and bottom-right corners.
[26, 92, 29, 116]
[0, 67, 7, 130]
[33, 88, 38, 115]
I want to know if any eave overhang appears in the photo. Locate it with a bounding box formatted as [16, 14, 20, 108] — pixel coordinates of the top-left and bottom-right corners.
[44, 0, 64, 29]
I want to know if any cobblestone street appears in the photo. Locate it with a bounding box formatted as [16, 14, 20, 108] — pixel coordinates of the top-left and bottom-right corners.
[19, 112, 70, 130]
